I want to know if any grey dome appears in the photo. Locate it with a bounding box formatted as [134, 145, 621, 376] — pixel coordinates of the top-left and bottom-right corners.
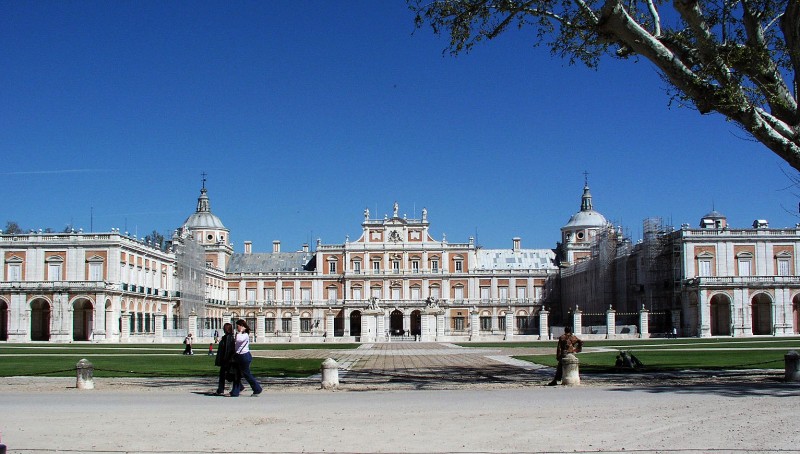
[182, 187, 227, 230]
[562, 210, 608, 229]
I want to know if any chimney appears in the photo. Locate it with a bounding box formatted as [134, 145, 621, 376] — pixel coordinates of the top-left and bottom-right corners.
[273, 240, 281, 253]
[513, 237, 521, 251]
[302, 243, 309, 253]
[244, 241, 252, 255]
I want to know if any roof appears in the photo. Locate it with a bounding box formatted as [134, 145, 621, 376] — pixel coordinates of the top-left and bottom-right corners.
[183, 212, 226, 230]
[226, 252, 314, 273]
[702, 210, 726, 219]
[475, 249, 557, 270]
[562, 210, 608, 229]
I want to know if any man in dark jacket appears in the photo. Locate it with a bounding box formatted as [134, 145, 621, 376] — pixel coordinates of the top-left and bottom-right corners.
[547, 325, 583, 386]
[214, 323, 236, 395]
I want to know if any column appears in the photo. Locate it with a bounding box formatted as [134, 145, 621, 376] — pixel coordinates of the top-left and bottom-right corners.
[403, 313, 410, 335]
[188, 312, 198, 339]
[698, 289, 711, 337]
[538, 309, 549, 340]
[572, 308, 582, 337]
[639, 307, 650, 339]
[435, 312, 444, 341]
[154, 313, 165, 343]
[343, 308, 351, 336]
[469, 310, 479, 341]
[291, 311, 300, 341]
[105, 305, 114, 341]
[504, 311, 513, 340]
[325, 310, 335, 341]
[376, 311, 386, 342]
[606, 307, 616, 339]
[255, 313, 266, 343]
[120, 312, 131, 343]
[420, 313, 431, 342]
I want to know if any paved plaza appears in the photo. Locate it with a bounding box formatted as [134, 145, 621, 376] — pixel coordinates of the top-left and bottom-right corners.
[1, 342, 799, 453]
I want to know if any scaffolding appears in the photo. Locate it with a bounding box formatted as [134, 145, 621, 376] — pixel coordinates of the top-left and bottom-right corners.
[173, 230, 207, 319]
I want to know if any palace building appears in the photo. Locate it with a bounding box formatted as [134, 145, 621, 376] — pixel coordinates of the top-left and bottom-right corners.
[1, 181, 799, 342]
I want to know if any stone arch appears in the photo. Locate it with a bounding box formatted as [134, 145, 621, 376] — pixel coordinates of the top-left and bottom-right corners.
[0, 298, 8, 341]
[751, 293, 773, 335]
[350, 310, 362, 337]
[390, 309, 404, 335]
[793, 294, 800, 335]
[410, 310, 421, 336]
[709, 293, 732, 336]
[72, 298, 94, 341]
[30, 298, 52, 341]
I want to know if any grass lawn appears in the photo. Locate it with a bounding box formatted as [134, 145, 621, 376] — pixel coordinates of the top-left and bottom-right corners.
[0, 343, 338, 378]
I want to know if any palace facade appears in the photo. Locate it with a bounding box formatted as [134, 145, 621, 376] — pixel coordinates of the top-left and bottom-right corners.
[1, 181, 799, 342]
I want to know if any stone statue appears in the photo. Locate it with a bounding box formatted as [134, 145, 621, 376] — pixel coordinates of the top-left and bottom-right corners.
[393, 201, 399, 218]
[422, 207, 427, 222]
[368, 297, 380, 310]
[364, 207, 370, 221]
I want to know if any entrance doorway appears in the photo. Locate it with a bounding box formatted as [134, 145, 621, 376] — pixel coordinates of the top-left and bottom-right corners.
[751, 293, 772, 335]
[73, 299, 94, 341]
[410, 310, 421, 336]
[31, 299, 51, 341]
[709, 294, 731, 336]
[0, 300, 8, 341]
[350, 310, 362, 337]
[334, 310, 344, 337]
[390, 309, 403, 335]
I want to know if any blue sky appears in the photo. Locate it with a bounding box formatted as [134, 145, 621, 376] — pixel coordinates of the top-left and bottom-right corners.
[2, 1, 797, 252]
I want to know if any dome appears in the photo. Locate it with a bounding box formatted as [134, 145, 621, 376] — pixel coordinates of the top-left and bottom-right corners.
[702, 210, 726, 219]
[562, 210, 608, 229]
[182, 187, 227, 230]
[561, 182, 609, 230]
[183, 211, 226, 230]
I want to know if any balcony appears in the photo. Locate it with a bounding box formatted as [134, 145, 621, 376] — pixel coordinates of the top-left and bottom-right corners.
[685, 275, 800, 287]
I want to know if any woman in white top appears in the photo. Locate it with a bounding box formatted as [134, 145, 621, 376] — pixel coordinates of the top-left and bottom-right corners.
[230, 319, 262, 397]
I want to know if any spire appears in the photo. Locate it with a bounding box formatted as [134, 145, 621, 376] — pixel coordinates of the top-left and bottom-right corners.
[196, 186, 211, 213]
[580, 178, 593, 212]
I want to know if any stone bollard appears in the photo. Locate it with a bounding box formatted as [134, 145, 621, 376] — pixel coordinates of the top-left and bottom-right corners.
[785, 351, 800, 382]
[561, 353, 580, 386]
[321, 358, 339, 389]
[76, 358, 95, 390]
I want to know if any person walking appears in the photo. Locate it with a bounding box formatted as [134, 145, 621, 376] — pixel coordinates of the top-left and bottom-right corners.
[214, 323, 235, 396]
[547, 325, 583, 386]
[230, 319, 263, 397]
[183, 333, 194, 355]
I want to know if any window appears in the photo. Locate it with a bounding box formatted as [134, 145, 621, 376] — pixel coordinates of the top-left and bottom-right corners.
[8, 264, 21, 281]
[453, 286, 464, 301]
[737, 259, 752, 276]
[411, 260, 420, 273]
[89, 262, 103, 281]
[328, 261, 337, 274]
[516, 316, 529, 331]
[516, 287, 526, 301]
[698, 259, 712, 277]
[352, 287, 362, 300]
[392, 260, 400, 274]
[353, 261, 361, 274]
[431, 260, 439, 273]
[453, 317, 465, 331]
[371, 287, 382, 299]
[265, 288, 275, 302]
[454, 260, 463, 272]
[410, 287, 421, 300]
[498, 287, 509, 302]
[327, 287, 338, 302]
[301, 288, 311, 303]
[265, 318, 275, 333]
[391, 287, 401, 300]
[228, 289, 239, 303]
[372, 261, 381, 273]
[300, 318, 312, 333]
[283, 288, 293, 303]
[480, 316, 492, 331]
[281, 318, 291, 332]
[778, 259, 790, 276]
[429, 286, 440, 299]
[480, 287, 490, 302]
[47, 263, 62, 281]
[498, 316, 506, 331]
[246, 289, 256, 303]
